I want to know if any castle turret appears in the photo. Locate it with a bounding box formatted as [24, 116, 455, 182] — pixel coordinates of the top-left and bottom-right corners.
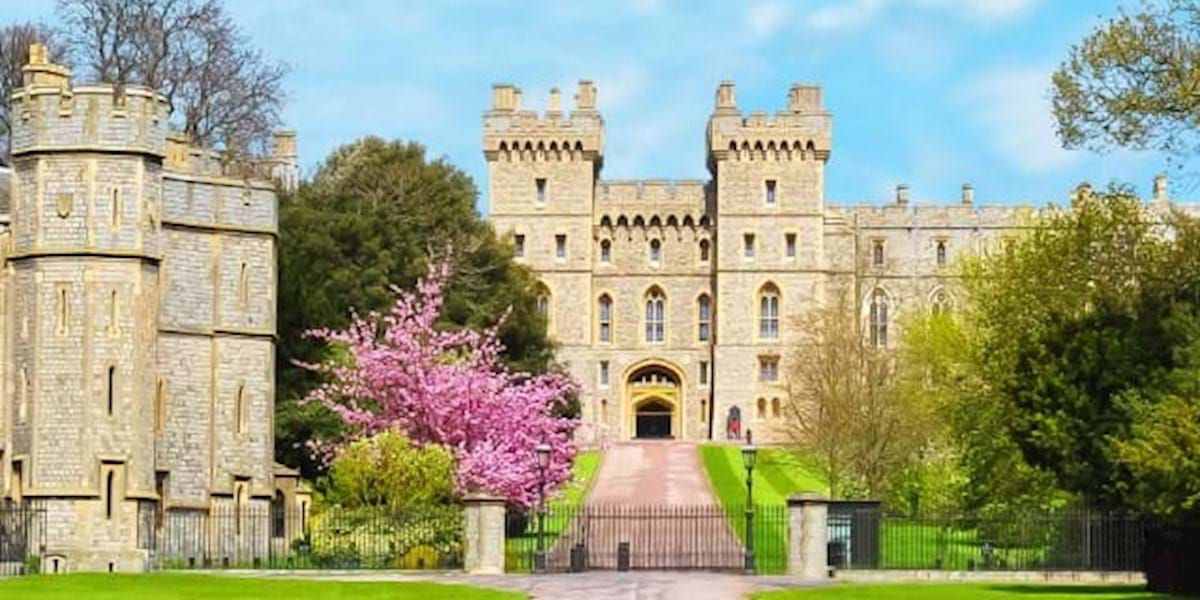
[7, 44, 168, 570]
[706, 81, 833, 437]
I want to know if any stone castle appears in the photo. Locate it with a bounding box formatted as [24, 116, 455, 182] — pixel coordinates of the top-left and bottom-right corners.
[0, 46, 304, 571]
[484, 80, 1198, 445]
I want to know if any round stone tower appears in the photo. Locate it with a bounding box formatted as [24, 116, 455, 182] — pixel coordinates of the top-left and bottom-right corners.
[7, 44, 170, 571]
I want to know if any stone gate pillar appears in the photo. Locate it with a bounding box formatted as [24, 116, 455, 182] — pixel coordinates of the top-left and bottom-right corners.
[464, 493, 507, 574]
[788, 493, 830, 580]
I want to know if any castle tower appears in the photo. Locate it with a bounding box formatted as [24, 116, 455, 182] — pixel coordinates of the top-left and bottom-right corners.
[6, 45, 171, 570]
[706, 82, 833, 439]
[483, 81, 604, 361]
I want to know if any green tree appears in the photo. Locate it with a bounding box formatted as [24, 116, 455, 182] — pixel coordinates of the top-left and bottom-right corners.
[962, 188, 1200, 510]
[276, 137, 559, 477]
[1052, 0, 1200, 161]
[323, 432, 456, 514]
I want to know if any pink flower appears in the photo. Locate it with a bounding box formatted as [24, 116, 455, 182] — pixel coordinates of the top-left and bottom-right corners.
[300, 260, 579, 508]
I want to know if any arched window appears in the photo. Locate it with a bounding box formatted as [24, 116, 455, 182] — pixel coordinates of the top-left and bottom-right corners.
[649, 239, 662, 266]
[936, 241, 948, 267]
[107, 366, 116, 416]
[534, 283, 551, 320]
[771, 398, 781, 418]
[758, 283, 780, 340]
[699, 239, 710, 262]
[757, 398, 767, 419]
[931, 289, 952, 316]
[105, 469, 116, 519]
[271, 491, 286, 539]
[600, 239, 612, 263]
[645, 287, 666, 343]
[598, 294, 613, 343]
[870, 289, 889, 347]
[873, 240, 885, 266]
[235, 384, 247, 435]
[697, 294, 712, 342]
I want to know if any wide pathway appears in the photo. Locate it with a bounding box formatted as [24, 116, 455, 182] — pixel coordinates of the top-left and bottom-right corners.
[229, 570, 826, 600]
[586, 441, 719, 505]
[548, 441, 742, 570]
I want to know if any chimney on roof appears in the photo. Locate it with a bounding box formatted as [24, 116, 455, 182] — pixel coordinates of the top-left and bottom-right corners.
[547, 87, 562, 117]
[715, 81, 737, 113]
[896, 183, 910, 206]
[962, 183, 974, 206]
[1153, 173, 1168, 203]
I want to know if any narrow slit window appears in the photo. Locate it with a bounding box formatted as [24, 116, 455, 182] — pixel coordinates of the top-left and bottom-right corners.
[873, 241, 885, 266]
[697, 295, 712, 342]
[936, 241, 947, 267]
[649, 239, 662, 265]
[555, 234, 567, 259]
[786, 233, 797, 258]
[699, 360, 709, 386]
[235, 384, 247, 434]
[514, 234, 525, 257]
[111, 188, 120, 229]
[600, 239, 611, 263]
[108, 290, 119, 334]
[105, 469, 116, 519]
[238, 263, 249, 308]
[56, 287, 69, 335]
[699, 239, 710, 262]
[765, 180, 777, 205]
[598, 295, 612, 343]
[107, 366, 116, 416]
[599, 361, 610, 387]
[536, 178, 547, 206]
[743, 233, 756, 258]
[155, 379, 167, 433]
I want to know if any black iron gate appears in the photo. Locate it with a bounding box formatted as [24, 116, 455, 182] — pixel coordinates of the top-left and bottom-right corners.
[0, 502, 47, 576]
[507, 504, 789, 574]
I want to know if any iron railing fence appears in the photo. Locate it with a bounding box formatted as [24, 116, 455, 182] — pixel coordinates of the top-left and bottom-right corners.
[505, 504, 789, 574]
[0, 501, 46, 576]
[149, 504, 463, 571]
[827, 506, 1146, 572]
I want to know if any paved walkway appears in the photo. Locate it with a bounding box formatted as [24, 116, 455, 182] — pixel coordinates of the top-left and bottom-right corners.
[586, 441, 719, 505]
[227, 570, 826, 600]
[546, 441, 743, 570]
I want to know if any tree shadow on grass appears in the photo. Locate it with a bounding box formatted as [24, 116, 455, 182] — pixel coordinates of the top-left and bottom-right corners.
[985, 584, 1161, 598]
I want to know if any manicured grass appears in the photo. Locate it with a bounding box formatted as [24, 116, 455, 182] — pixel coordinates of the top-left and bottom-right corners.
[0, 573, 523, 599]
[752, 583, 1178, 600]
[700, 444, 828, 507]
[700, 444, 828, 574]
[504, 450, 601, 572]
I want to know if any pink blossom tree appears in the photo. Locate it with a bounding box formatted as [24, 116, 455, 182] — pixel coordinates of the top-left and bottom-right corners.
[301, 260, 579, 509]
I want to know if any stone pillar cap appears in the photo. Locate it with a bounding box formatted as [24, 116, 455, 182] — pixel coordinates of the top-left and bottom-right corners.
[787, 492, 829, 505]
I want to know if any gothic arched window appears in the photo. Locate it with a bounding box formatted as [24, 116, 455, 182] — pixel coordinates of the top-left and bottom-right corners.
[697, 294, 712, 342]
[758, 283, 780, 340]
[598, 294, 613, 344]
[870, 289, 889, 347]
[931, 289, 952, 316]
[645, 287, 666, 343]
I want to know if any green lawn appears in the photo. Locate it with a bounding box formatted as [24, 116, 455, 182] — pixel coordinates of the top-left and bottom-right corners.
[700, 444, 828, 574]
[504, 450, 601, 572]
[0, 574, 522, 599]
[753, 583, 1179, 600]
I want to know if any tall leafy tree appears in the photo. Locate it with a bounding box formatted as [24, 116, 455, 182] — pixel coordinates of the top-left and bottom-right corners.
[962, 188, 1200, 510]
[1052, 0, 1200, 162]
[277, 137, 558, 478]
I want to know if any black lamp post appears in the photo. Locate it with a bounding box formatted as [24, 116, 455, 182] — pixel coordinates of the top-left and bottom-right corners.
[535, 442, 551, 573]
[742, 429, 758, 573]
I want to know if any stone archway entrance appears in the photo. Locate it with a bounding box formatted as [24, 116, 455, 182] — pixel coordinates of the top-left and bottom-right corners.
[626, 363, 681, 440]
[634, 399, 673, 439]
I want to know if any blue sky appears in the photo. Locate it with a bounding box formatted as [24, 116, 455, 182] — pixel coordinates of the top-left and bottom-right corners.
[12, 0, 1175, 212]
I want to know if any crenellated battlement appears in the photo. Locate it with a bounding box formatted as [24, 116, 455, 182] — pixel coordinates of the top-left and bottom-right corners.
[707, 82, 833, 165]
[483, 80, 604, 163]
[10, 46, 170, 159]
[594, 180, 711, 226]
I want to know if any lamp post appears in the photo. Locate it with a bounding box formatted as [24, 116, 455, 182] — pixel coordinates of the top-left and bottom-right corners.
[742, 429, 758, 574]
[535, 442, 551, 573]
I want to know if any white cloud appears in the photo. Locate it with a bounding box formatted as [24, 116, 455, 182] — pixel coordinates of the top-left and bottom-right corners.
[804, 0, 887, 32]
[747, 1, 792, 40]
[957, 66, 1077, 173]
[918, 0, 1038, 22]
[802, 0, 1037, 32]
